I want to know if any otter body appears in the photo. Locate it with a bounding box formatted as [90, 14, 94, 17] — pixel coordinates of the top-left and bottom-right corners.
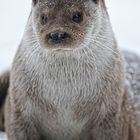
[4, 0, 140, 140]
[0, 71, 9, 131]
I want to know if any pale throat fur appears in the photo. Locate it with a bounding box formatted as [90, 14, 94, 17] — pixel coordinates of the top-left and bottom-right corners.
[10, 0, 125, 137]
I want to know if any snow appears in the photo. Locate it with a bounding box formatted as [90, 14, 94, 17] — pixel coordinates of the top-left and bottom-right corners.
[0, 132, 7, 140]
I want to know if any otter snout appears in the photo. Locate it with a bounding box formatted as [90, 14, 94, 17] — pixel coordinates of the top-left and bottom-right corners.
[48, 31, 70, 44]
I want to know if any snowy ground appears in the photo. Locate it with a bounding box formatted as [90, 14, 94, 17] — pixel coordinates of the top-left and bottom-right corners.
[0, 133, 7, 140]
[0, 0, 140, 139]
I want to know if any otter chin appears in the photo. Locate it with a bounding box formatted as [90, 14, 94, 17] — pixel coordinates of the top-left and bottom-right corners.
[4, 0, 140, 140]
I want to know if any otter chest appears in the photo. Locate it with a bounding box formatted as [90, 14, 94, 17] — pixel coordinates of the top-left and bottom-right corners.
[29, 60, 97, 131]
[33, 67, 96, 138]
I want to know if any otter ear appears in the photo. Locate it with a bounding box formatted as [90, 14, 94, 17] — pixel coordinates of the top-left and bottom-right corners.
[32, 0, 38, 6]
[92, 0, 105, 4]
[92, 0, 106, 8]
[92, 0, 99, 4]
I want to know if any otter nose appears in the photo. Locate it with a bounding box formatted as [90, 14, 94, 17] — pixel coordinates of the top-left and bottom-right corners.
[48, 32, 69, 42]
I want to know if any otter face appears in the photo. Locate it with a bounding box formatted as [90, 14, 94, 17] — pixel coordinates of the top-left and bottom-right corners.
[31, 0, 106, 50]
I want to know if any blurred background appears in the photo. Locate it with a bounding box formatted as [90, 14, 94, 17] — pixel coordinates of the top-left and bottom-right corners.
[0, 0, 140, 74]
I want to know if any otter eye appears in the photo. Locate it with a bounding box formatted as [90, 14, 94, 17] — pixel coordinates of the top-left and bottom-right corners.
[72, 12, 83, 23]
[41, 15, 48, 25]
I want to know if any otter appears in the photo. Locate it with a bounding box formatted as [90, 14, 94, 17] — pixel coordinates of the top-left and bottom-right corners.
[4, 0, 140, 140]
[0, 71, 9, 131]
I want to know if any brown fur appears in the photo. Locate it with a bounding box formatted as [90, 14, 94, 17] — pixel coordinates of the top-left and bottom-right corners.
[0, 71, 9, 131]
[4, 0, 140, 140]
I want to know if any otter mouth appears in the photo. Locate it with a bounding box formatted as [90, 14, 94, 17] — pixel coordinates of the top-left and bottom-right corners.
[48, 39, 68, 45]
[47, 41, 73, 50]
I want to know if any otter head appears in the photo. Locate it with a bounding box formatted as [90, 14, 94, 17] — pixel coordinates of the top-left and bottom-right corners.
[31, 0, 107, 50]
